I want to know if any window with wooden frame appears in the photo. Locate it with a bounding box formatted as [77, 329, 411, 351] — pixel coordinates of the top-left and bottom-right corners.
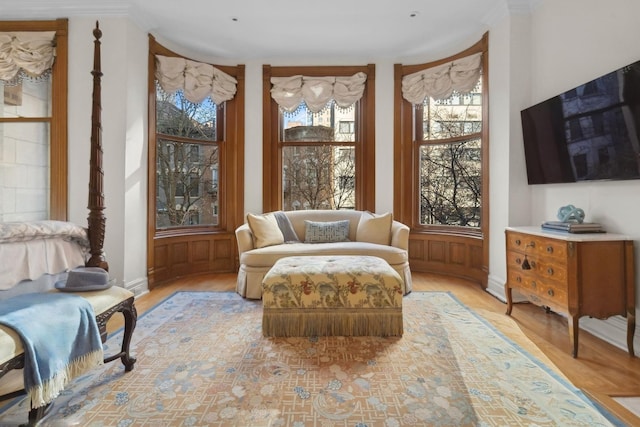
[0, 19, 68, 221]
[147, 37, 244, 286]
[262, 65, 375, 212]
[394, 34, 489, 285]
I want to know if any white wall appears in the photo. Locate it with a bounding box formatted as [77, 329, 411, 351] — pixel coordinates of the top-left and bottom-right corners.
[488, 0, 640, 351]
[67, 17, 148, 295]
[527, 1, 640, 241]
[486, 11, 533, 298]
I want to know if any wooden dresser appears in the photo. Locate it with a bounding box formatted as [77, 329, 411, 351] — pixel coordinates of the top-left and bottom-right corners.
[505, 226, 636, 358]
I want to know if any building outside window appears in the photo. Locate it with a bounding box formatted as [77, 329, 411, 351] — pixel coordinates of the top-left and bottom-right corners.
[280, 103, 356, 210]
[263, 65, 375, 212]
[155, 87, 220, 228]
[0, 21, 67, 221]
[413, 69, 484, 228]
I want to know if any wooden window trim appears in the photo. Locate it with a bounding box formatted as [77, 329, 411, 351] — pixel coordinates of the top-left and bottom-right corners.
[148, 40, 246, 235]
[147, 36, 244, 235]
[0, 19, 68, 220]
[262, 64, 375, 213]
[394, 33, 489, 284]
[394, 34, 489, 236]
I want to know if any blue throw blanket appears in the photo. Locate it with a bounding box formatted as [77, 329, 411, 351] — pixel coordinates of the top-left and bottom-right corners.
[0, 292, 104, 408]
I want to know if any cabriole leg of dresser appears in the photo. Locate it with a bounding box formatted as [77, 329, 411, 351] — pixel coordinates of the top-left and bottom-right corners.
[627, 311, 636, 357]
[504, 284, 513, 315]
[568, 316, 579, 358]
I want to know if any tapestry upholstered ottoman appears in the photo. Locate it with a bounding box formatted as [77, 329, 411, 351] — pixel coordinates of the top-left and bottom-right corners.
[261, 255, 404, 337]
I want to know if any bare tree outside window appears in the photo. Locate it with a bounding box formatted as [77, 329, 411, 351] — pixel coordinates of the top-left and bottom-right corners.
[281, 103, 356, 210]
[155, 86, 220, 228]
[418, 83, 482, 227]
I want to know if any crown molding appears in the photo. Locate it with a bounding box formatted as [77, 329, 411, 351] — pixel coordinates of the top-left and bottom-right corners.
[0, 0, 131, 19]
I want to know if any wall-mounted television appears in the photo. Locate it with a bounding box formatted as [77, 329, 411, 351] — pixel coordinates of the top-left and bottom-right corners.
[520, 60, 640, 184]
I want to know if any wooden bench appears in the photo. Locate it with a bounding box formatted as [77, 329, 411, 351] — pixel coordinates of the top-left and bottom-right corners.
[0, 285, 137, 424]
[261, 255, 404, 337]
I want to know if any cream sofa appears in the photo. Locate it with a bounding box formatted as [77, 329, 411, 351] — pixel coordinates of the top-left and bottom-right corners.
[235, 210, 412, 299]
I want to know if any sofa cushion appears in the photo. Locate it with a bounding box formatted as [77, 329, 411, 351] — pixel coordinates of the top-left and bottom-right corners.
[247, 213, 284, 248]
[357, 211, 392, 245]
[286, 210, 362, 241]
[304, 220, 350, 243]
[240, 241, 408, 267]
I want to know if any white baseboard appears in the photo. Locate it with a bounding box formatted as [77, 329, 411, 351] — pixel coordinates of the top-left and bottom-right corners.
[486, 273, 507, 302]
[484, 273, 638, 356]
[580, 314, 639, 355]
[124, 277, 148, 297]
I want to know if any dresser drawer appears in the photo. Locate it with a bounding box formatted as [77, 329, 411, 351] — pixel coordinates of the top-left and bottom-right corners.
[506, 232, 568, 260]
[506, 251, 567, 283]
[507, 268, 568, 307]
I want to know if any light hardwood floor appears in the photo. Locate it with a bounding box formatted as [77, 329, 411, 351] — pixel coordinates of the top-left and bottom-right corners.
[110, 271, 640, 426]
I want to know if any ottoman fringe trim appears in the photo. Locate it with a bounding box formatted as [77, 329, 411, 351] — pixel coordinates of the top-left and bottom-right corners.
[262, 308, 403, 337]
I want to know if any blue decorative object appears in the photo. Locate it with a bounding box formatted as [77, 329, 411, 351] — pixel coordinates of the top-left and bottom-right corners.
[557, 205, 585, 223]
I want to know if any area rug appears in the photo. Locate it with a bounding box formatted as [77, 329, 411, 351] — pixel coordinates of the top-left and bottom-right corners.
[0, 291, 622, 426]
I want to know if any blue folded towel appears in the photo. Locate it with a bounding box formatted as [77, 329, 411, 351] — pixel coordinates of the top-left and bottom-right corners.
[0, 292, 104, 408]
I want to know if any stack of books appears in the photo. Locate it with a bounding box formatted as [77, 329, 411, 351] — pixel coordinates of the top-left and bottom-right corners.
[541, 221, 605, 233]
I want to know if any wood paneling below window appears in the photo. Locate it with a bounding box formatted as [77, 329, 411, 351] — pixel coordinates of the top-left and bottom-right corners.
[149, 232, 236, 288]
[408, 233, 487, 286]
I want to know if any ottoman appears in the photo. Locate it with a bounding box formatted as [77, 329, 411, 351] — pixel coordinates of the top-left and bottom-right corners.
[261, 255, 404, 337]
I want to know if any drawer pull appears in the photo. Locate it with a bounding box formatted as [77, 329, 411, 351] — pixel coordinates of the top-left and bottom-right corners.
[546, 246, 554, 254]
[547, 289, 554, 297]
[516, 276, 521, 283]
[547, 267, 554, 275]
[530, 261, 536, 268]
[516, 257, 521, 265]
[528, 241, 536, 248]
[515, 239, 521, 246]
[531, 281, 536, 288]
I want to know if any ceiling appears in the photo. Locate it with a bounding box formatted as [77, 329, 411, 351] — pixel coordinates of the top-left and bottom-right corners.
[1, 0, 539, 61]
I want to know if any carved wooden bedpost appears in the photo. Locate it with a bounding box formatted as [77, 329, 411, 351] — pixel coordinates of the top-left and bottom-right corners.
[86, 21, 108, 271]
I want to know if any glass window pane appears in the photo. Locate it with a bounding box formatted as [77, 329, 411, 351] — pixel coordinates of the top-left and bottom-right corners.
[282, 145, 355, 210]
[156, 139, 219, 228]
[421, 82, 482, 141]
[156, 85, 218, 142]
[0, 78, 52, 118]
[280, 102, 356, 142]
[419, 139, 481, 227]
[0, 122, 50, 221]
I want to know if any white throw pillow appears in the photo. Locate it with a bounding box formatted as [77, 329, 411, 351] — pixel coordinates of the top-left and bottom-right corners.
[247, 213, 285, 248]
[356, 211, 392, 245]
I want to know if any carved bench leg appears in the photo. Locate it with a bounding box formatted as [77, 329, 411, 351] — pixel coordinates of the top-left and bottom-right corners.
[27, 402, 51, 426]
[119, 298, 137, 371]
[102, 297, 137, 371]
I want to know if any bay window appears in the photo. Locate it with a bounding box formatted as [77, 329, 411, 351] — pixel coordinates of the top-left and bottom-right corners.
[147, 37, 244, 286]
[394, 34, 489, 285]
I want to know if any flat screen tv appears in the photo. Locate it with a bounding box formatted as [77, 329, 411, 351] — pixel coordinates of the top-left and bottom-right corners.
[520, 60, 640, 184]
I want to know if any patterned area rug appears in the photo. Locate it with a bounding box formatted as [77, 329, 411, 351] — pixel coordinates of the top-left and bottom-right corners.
[0, 291, 622, 426]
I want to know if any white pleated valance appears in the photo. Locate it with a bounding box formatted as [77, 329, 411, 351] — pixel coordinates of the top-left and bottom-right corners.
[271, 72, 367, 113]
[402, 52, 482, 105]
[155, 55, 237, 104]
[0, 31, 56, 82]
